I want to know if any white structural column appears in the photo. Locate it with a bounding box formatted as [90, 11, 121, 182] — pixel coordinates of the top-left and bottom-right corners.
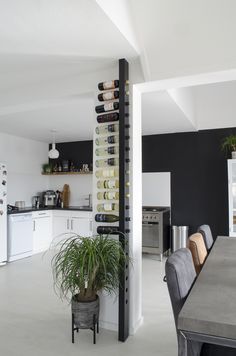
[129, 84, 143, 334]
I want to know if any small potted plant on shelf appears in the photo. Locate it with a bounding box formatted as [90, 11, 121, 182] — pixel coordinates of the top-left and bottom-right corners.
[221, 135, 236, 159]
[42, 163, 52, 174]
[51, 234, 128, 344]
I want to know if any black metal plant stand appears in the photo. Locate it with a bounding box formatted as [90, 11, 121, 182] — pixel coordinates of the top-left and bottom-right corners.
[72, 313, 99, 344]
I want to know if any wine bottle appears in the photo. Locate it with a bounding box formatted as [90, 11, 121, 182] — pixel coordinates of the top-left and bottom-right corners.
[95, 214, 119, 223]
[95, 102, 119, 114]
[95, 124, 119, 135]
[95, 146, 119, 156]
[97, 112, 119, 124]
[97, 191, 119, 200]
[97, 226, 120, 234]
[98, 80, 119, 91]
[98, 91, 119, 102]
[95, 135, 119, 146]
[97, 179, 119, 189]
[97, 203, 119, 212]
[95, 158, 119, 167]
[95, 168, 119, 178]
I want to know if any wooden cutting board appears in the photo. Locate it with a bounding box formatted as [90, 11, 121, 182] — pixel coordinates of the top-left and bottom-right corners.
[62, 184, 70, 208]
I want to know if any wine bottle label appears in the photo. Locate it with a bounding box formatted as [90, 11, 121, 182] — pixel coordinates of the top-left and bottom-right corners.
[107, 146, 116, 154]
[108, 124, 115, 132]
[107, 158, 115, 166]
[103, 203, 112, 211]
[106, 180, 116, 189]
[104, 103, 114, 111]
[104, 169, 114, 177]
[107, 136, 117, 144]
[102, 92, 114, 101]
[103, 81, 114, 90]
[105, 192, 116, 199]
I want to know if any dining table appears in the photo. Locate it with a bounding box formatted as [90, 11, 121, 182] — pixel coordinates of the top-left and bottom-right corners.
[178, 235, 236, 352]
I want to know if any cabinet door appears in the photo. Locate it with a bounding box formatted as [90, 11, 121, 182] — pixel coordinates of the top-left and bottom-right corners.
[52, 216, 71, 244]
[71, 217, 93, 237]
[33, 217, 52, 254]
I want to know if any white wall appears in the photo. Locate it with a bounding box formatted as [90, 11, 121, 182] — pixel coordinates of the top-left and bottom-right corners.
[142, 172, 171, 207]
[48, 175, 93, 206]
[0, 132, 49, 206]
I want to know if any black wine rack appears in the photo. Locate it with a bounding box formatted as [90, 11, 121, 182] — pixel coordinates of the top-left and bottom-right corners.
[118, 58, 130, 342]
[94, 58, 130, 342]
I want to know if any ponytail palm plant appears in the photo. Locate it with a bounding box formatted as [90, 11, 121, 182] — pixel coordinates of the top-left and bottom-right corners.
[52, 235, 127, 302]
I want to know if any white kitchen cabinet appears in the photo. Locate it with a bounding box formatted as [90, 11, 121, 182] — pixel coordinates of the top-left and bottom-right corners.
[70, 214, 93, 236]
[228, 159, 236, 237]
[32, 211, 52, 254]
[52, 210, 93, 243]
[52, 211, 71, 244]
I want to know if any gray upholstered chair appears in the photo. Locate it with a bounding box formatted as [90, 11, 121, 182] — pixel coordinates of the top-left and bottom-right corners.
[165, 248, 202, 356]
[197, 225, 214, 251]
[165, 248, 236, 356]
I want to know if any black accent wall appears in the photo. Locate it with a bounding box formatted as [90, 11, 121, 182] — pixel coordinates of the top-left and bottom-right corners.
[142, 127, 236, 238]
[49, 140, 93, 171]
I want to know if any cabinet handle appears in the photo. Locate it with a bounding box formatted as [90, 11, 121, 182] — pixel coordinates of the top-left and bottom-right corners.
[71, 219, 73, 231]
[67, 219, 69, 230]
[33, 220, 36, 231]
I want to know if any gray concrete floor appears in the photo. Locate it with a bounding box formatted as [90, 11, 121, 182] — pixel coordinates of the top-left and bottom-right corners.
[0, 253, 176, 356]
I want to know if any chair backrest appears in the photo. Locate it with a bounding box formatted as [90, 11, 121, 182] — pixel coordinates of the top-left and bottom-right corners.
[165, 248, 196, 327]
[165, 248, 202, 356]
[188, 233, 207, 275]
[197, 224, 213, 251]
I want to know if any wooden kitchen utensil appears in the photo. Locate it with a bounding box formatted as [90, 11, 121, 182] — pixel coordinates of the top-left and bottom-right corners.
[62, 184, 70, 208]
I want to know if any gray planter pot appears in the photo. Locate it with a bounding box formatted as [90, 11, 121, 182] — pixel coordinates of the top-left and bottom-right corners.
[71, 294, 99, 329]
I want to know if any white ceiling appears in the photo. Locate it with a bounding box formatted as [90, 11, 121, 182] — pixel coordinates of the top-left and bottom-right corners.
[142, 91, 196, 135]
[193, 80, 236, 130]
[0, 0, 236, 142]
[142, 80, 236, 135]
[0, 0, 137, 58]
[0, 93, 94, 143]
[128, 0, 236, 80]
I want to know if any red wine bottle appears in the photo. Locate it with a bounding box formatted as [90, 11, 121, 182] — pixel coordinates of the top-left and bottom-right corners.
[98, 91, 119, 102]
[95, 102, 119, 114]
[97, 112, 119, 124]
[98, 80, 119, 91]
[97, 226, 120, 234]
[95, 214, 119, 223]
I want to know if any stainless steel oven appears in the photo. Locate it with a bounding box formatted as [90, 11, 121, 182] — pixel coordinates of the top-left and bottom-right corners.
[142, 206, 170, 261]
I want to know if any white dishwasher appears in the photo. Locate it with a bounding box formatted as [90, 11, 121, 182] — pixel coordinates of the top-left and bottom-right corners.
[8, 213, 33, 262]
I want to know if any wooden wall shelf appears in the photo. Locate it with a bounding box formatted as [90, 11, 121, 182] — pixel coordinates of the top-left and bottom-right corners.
[42, 172, 92, 176]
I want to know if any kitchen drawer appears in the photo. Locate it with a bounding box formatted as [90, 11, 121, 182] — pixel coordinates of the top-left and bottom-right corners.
[32, 210, 52, 219]
[70, 211, 92, 219]
[52, 210, 71, 218]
